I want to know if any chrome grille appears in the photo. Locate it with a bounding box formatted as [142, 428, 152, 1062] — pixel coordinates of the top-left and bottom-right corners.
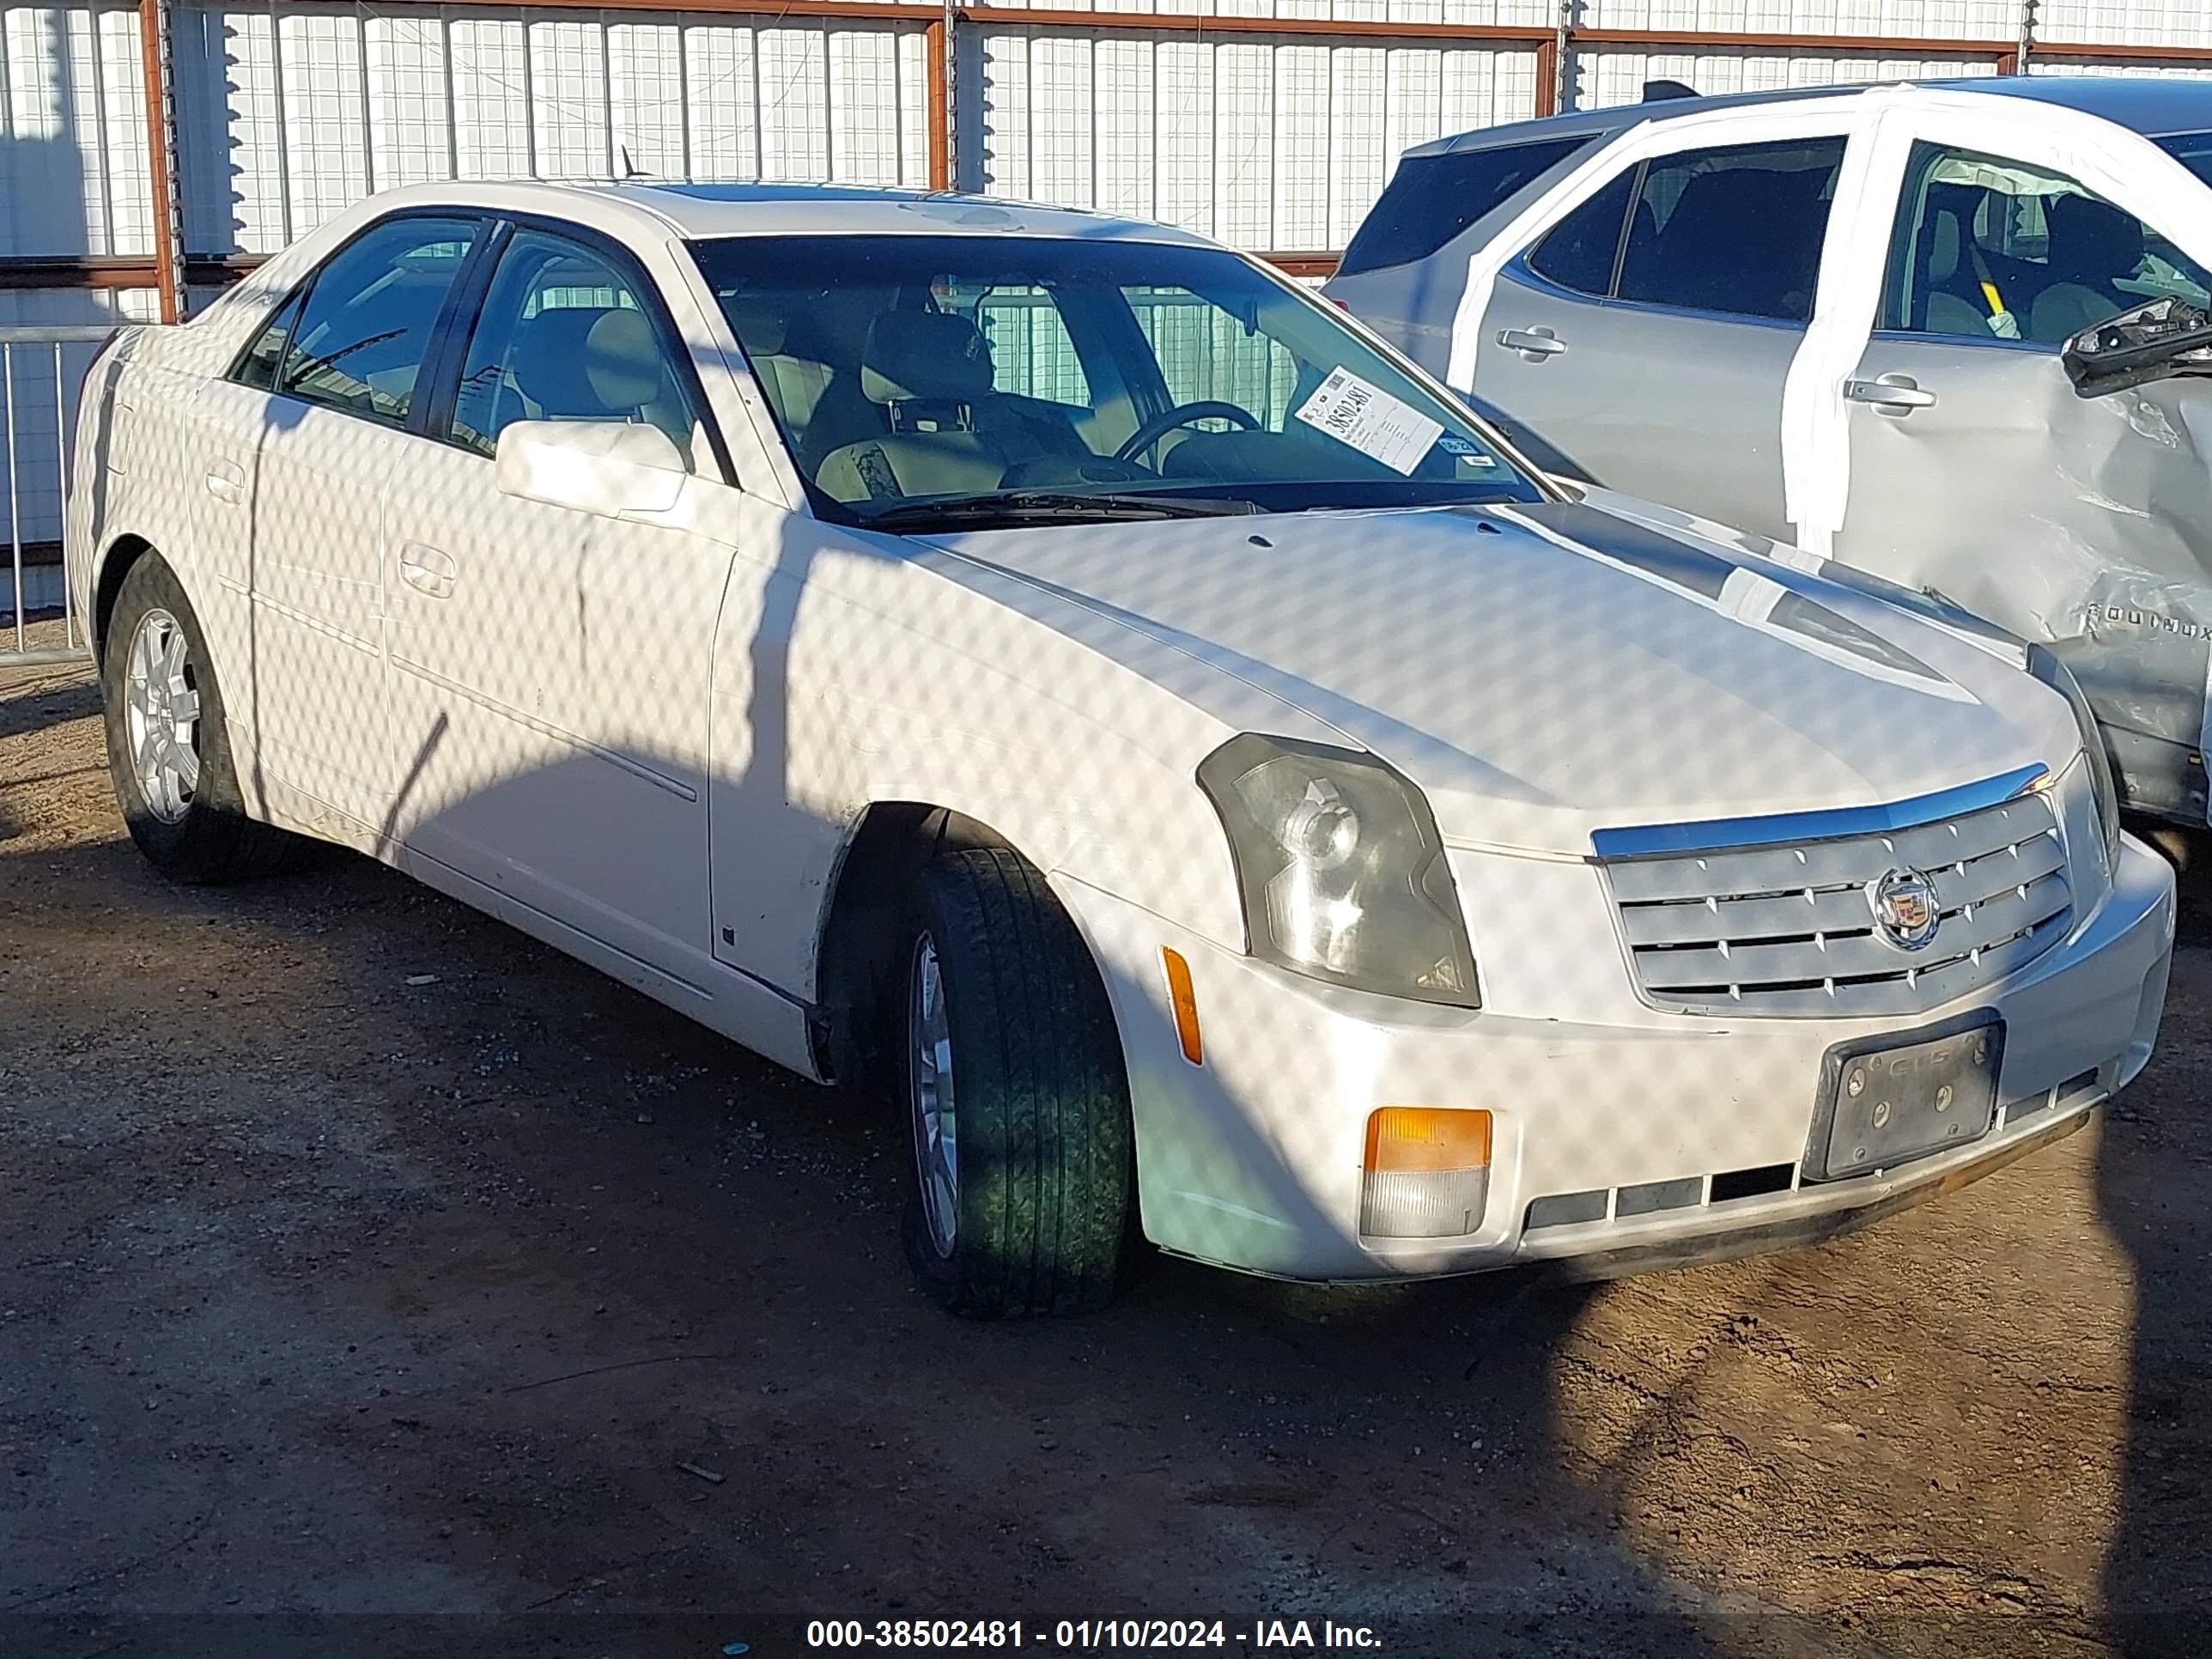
[1602, 790, 2072, 1017]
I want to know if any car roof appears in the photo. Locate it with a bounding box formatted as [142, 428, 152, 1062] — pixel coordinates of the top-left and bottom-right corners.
[1924, 73, 2212, 137]
[1410, 84, 1860, 155]
[535, 179, 1217, 246]
[1409, 73, 2212, 158]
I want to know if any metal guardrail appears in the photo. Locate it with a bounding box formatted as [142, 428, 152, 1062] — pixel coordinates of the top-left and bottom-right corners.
[1, 324, 139, 668]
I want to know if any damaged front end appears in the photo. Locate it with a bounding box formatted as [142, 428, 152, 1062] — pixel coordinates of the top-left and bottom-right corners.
[2043, 301, 2212, 825]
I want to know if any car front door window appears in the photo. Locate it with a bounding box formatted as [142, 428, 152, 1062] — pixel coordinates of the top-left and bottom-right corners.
[1879, 142, 2212, 347]
[270, 216, 480, 425]
[451, 230, 703, 460]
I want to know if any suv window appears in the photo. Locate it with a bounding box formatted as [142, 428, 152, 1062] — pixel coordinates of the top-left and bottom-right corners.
[450, 229, 701, 459]
[267, 216, 479, 425]
[1525, 168, 1637, 296]
[1613, 137, 1844, 322]
[1880, 141, 2212, 346]
[1340, 137, 1597, 276]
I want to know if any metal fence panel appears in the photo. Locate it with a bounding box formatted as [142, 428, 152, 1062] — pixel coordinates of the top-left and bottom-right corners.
[0, 322, 137, 666]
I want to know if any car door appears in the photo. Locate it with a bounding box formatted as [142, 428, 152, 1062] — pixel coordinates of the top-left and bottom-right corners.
[1830, 134, 2212, 819]
[381, 221, 739, 981]
[1474, 133, 1850, 543]
[188, 214, 484, 829]
[1835, 136, 2212, 609]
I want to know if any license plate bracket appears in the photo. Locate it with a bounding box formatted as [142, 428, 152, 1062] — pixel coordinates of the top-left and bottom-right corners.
[1805, 1012, 2003, 1183]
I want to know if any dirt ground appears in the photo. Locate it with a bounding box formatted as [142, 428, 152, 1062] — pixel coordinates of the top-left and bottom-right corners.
[5, 619, 2210, 1659]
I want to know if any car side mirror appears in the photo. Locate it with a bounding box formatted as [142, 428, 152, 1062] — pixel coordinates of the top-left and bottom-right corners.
[494, 420, 690, 518]
[2063, 296, 2212, 398]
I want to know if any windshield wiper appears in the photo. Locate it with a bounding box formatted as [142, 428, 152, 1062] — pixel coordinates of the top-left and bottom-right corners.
[859, 489, 1260, 532]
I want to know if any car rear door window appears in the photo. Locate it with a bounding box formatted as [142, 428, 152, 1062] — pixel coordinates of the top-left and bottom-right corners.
[1524, 167, 1638, 296]
[272, 216, 480, 426]
[1340, 137, 1597, 276]
[1613, 137, 1845, 323]
[1879, 141, 2212, 346]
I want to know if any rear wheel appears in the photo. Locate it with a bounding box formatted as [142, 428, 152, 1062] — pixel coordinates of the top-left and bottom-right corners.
[899, 847, 1134, 1318]
[102, 556, 310, 883]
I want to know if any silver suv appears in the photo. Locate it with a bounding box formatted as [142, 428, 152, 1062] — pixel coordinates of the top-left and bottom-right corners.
[1329, 76, 2212, 830]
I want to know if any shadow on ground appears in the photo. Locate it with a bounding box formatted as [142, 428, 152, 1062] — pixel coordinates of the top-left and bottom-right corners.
[3, 677, 2209, 1658]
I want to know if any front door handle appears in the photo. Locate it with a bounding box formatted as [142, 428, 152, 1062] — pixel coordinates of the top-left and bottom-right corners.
[1844, 374, 1938, 413]
[398, 542, 457, 600]
[1497, 326, 1568, 361]
[204, 461, 245, 503]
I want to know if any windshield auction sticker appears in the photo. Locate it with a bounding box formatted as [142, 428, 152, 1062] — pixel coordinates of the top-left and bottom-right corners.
[1293, 367, 1444, 476]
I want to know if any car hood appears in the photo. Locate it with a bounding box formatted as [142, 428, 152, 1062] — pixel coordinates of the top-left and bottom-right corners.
[921, 491, 2079, 857]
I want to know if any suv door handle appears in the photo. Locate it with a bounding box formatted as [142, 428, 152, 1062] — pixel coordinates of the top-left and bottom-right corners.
[1844, 374, 1937, 412]
[398, 543, 457, 599]
[1498, 326, 1568, 360]
[204, 461, 245, 503]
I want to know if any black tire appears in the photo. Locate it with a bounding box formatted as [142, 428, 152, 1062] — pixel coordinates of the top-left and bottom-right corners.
[101, 554, 312, 884]
[899, 847, 1135, 1318]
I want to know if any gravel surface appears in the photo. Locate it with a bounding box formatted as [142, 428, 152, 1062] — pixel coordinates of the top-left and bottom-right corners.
[4, 620, 2209, 1659]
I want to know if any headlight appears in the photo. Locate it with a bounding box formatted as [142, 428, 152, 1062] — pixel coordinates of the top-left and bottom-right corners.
[1196, 733, 1480, 1006]
[2027, 644, 2121, 872]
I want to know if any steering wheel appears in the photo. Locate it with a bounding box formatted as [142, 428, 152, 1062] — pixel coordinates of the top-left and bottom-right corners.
[1113, 399, 1262, 464]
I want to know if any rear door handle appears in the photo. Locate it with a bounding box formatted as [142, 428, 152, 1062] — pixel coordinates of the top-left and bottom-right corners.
[1497, 326, 1568, 360]
[204, 461, 245, 503]
[1844, 374, 1937, 412]
[398, 542, 457, 600]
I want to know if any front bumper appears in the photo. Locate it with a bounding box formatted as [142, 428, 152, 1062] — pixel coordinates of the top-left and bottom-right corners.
[1052, 832, 2174, 1284]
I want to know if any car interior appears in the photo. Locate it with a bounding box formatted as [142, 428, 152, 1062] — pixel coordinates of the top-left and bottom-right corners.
[730, 283, 1153, 501]
[715, 276, 1420, 506]
[1619, 158, 1838, 322]
[680, 230, 1534, 514]
[448, 246, 699, 458]
[1893, 171, 2212, 345]
[1520, 143, 1841, 323]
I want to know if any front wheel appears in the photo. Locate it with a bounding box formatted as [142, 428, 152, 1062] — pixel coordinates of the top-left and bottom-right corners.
[900, 848, 1134, 1318]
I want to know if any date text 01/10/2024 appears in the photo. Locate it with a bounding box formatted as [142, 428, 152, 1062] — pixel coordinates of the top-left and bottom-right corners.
[804, 1620, 1384, 1649]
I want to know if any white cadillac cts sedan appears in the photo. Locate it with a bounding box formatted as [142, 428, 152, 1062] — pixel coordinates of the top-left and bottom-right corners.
[69, 182, 2174, 1317]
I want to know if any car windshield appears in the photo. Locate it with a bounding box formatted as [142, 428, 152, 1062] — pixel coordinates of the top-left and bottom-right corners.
[688, 233, 1541, 531]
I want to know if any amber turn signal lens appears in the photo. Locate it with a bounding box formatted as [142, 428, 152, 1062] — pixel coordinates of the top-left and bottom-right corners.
[1161, 947, 1202, 1066]
[1364, 1107, 1492, 1174]
[1360, 1109, 1492, 1239]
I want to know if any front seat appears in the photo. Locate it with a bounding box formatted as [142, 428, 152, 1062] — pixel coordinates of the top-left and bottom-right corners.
[1923, 211, 1996, 336]
[2028, 192, 2145, 344]
[815, 313, 1011, 505]
[510, 307, 620, 422]
[577, 308, 691, 447]
[727, 300, 836, 444]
